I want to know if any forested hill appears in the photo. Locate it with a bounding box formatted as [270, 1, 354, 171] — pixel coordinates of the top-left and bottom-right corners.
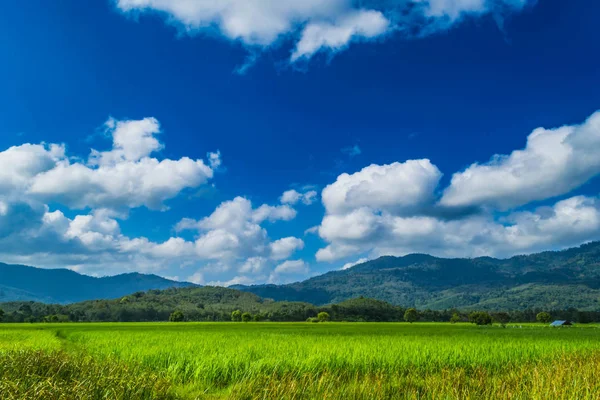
[234, 242, 600, 311]
[0, 286, 320, 323]
[0, 263, 194, 304]
[3, 241, 600, 310]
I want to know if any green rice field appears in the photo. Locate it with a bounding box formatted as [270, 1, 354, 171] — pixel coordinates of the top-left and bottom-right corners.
[1, 322, 599, 399]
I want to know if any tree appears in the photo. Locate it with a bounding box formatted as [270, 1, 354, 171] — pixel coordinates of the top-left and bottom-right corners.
[469, 312, 492, 326]
[317, 312, 330, 322]
[450, 313, 461, 324]
[242, 312, 252, 322]
[404, 308, 418, 323]
[19, 304, 32, 315]
[169, 310, 185, 322]
[231, 310, 242, 322]
[493, 312, 511, 328]
[0, 308, 4, 321]
[536, 312, 552, 324]
[253, 313, 264, 322]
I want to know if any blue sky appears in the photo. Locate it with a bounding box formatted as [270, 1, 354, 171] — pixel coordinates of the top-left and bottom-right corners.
[0, 0, 599, 285]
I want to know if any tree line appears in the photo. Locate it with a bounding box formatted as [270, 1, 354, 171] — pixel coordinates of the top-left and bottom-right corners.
[0, 289, 598, 324]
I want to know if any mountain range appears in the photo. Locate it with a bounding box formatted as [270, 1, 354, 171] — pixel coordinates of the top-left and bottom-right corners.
[0, 263, 193, 304]
[234, 242, 600, 310]
[2, 241, 600, 310]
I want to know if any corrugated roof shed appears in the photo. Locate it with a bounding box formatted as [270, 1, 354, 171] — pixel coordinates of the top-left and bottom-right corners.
[550, 320, 573, 326]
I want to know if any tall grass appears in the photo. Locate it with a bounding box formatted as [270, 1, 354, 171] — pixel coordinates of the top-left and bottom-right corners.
[0, 350, 175, 400]
[1, 323, 599, 399]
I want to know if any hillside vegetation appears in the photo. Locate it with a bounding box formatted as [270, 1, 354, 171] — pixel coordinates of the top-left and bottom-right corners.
[2, 286, 600, 324]
[235, 242, 600, 310]
[2, 242, 600, 311]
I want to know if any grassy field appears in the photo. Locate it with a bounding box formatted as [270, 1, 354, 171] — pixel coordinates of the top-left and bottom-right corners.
[1, 323, 599, 399]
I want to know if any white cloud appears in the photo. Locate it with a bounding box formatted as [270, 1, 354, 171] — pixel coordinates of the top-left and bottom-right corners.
[239, 257, 268, 274]
[27, 117, 218, 211]
[269, 259, 310, 284]
[441, 111, 600, 210]
[281, 189, 302, 204]
[0, 194, 307, 281]
[176, 196, 301, 266]
[270, 237, 304, 260]
[0, 204, 195, 276]
[322, 159, 442, 215]
[341, 257, 369, 270]
[0, 116, 222, 277]
[303, 191, 318, 205]
[89, 117, 163, 166]
[116, 0, 347, 46]
[205, 275, 258, 287]
[280, 189, 318, 206]
[187, 271, 205, 285]
[252, 203, 297, 223]
[291, 10, 389, 61]
[0, 121, 315, 285]
[414, 0, 529, 19]
[317, 195, 600, 262]
[316, 111, 600, 263]
[0, 143, 65, 200]
[114, 0, 533, 65]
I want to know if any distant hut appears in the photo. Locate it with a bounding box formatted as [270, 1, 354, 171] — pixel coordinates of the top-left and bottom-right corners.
[550, 320, 573, 327]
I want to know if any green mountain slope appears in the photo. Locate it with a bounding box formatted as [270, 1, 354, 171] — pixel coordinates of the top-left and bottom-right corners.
[234, 242, 600, 310]
[0, 286, 320, 322]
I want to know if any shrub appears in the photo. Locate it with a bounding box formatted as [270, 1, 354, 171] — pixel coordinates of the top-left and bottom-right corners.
[450, 313, 461, 324]
[253, 313, 264, 322]
[169, 311, 185, 322]
[469, 312, 493, 326]
[317, 312, 330, 322]
[242, 313, 252, 323]
[536, 312, 552, 324]
[231, 310, 242, 322]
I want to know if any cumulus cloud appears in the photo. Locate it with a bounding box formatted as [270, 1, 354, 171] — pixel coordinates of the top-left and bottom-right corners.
[0, 204, 196, 276]
[0, 117, 225, 278]
[114, 0, 534, 65]
[175, 196, 303, 268]
[239, 257, 269, 274]
[268, 259, 310, 284]
[0, 194, 307, 281]
[322, 159, 442, 215]
[441, 111, 600, 210]
[317, 195, 600, 262]
[280, 189, 318, 206]
[317, 110, 600, 263]
[252, 203, 297, 223]
[270, 237, 305, 260]
[291, 10, 389, 61]
[170, 197, 310, 285]
[0, 143, 65, 201]
[27, 117, 218, 211]
[0, 118, 311, 283]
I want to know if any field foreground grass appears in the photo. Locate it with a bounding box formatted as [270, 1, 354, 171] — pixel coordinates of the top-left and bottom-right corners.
[1, 322, 599, 399]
